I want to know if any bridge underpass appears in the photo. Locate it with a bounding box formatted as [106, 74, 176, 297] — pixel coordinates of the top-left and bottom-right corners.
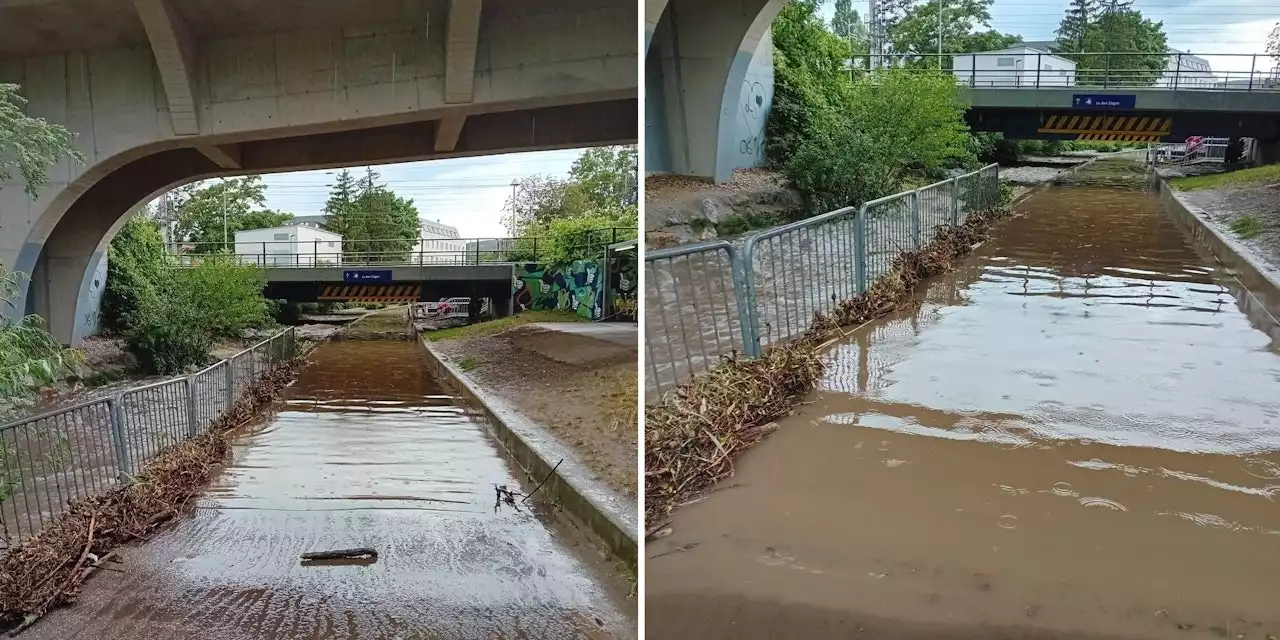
[0, 0, 637, 345]
[255, 264, 516, 314]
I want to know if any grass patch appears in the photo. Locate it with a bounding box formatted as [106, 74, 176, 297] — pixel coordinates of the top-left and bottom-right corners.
[79, 370, 124, 388]
[424, 310, 584, 342]
[1230, 215, 1264, 239]
[1170, 164, 1280, 191]
[715, 211, 783, 237]
[457, 356, 479, 371]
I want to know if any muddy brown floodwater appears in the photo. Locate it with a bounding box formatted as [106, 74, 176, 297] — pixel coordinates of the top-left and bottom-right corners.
[648, 180, 1280, 639]
[26, 340, 632, 640]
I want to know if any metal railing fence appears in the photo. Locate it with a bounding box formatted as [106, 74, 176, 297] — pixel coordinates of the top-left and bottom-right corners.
[167, 227, 639, 268]
[644, 165, 1000, 397]
[0, 327, 297, 548]
[863, 52, 1280, 92]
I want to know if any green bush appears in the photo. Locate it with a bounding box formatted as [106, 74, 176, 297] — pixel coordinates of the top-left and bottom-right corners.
[165, 255, 271, 339]
[101, 216, 166, 335]
[125, 309, 212, 375]
[506, 211, 637, 263]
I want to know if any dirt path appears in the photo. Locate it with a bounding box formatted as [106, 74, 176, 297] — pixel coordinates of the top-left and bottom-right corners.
[433, 323, 638, 500]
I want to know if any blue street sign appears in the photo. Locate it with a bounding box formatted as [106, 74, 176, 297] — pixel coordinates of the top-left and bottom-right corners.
[1072, 94, 1136, 110]
[343, 270, 393, 283]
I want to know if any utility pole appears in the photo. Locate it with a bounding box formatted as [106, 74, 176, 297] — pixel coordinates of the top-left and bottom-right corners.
[868, 0, 879, 70]
[221, 178, 228, 250]
[509, 179, 519, 235]
[937, 0, 943, 69]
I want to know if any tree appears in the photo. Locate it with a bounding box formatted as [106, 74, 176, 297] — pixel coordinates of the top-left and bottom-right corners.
[0, 84, 84, 199]
[102, 214, 166, 335]
[887, 0, 1020, 64]
[321, 168, 421, 261]
[831, 0, 868, 46]
[1059, 5, 1168, 86]
[1268, 22, 1280, 64]
[568, 145, 638, 210]
[767, 0, 852, 165]
[172, 176, 293, 249]
[0, 83, 83, 410]
[1055, 0, 1098, 53]
[320, 169, 365, 245]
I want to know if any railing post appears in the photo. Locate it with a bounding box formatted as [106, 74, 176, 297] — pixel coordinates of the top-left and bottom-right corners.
[971, 54, 976, 86]
[733, 245, 760, 359]
[910, 190, 922, 249]
[106, 396, 131, 480]
[225, 357, 235, 409]
[1249, 54, 1257, 91]
[314, 240, 318, 266]
[950, 178, 959, 225]
[261, 242, 266, 267]
[1173, 53, 1181, 92]
[1036, 53, 1041, 88]
[854, 205, 868, 294]
[183, 377, 198, 437]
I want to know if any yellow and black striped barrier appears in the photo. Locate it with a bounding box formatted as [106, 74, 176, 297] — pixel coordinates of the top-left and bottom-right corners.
[1037, 114, 1172, 142]
[319, 284, 421, 302]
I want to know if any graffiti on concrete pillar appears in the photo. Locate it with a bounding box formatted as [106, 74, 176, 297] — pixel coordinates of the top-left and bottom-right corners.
[738, 80, 767, 161]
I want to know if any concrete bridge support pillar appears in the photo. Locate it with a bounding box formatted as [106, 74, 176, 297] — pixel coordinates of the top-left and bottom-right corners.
[645, 0, 783, 182]
[1258, 138, 1280, 166]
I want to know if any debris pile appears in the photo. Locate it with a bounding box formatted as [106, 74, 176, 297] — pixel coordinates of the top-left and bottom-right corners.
[644, 202, 1014, 528]
[0, 360, 301, 633]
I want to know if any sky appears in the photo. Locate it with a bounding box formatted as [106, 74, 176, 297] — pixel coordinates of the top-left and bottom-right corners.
[821, 0, 1278, 71]
[254, 148, 584, 239]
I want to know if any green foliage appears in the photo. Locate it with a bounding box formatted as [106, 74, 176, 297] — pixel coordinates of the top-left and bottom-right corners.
[102, 215, 166, 335]
[507, 212, 637, 263]
[782, 69, 973, 214]
[830, 0, 867, 45]
[505, 146, 638, 237]
[766, 0, 852, 166]
[0, 265, 83, 406]
[172, 176, 293, 249]
[1055, 0, 1097, 52]
[568, 146, 638, 210]
[716, 211, 784, 237]
[1055, 4, 1168, 86]
[888, 0, 1020, 62]
[0, 84, 84, 199]
[166, 256, 270, 339]
[1229, 216, 1263, 239]
[322, 168, 422, 262]
[125, 306, 213, 376]
[458, 356, 479, 372]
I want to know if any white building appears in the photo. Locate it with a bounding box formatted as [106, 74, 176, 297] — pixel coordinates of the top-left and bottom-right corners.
[233, 225, 343, 266]
[952, 47, 1077, 87]
[417, 219, 468, 264]
[1160, 51, 1214, 89]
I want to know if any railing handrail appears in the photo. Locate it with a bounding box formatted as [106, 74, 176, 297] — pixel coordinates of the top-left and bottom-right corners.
[5, 326, 294, 430]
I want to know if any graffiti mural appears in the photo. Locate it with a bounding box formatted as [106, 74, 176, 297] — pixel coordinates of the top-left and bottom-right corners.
[607, 248, 637, 322]
[513, 260, 604, 320]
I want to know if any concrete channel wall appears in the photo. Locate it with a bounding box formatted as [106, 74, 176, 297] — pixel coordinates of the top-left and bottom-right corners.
[416, 337, 639, 572]
[1156, 177, 1280, 340]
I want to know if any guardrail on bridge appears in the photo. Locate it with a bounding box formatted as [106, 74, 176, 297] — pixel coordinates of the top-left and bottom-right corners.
[645, 165, 1000, 396]
[868, 52, 1280, 92]
[0, 328, 297, 548]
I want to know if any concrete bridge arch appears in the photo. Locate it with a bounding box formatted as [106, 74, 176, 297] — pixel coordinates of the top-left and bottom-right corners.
[0, 0, 637, 344]
[645, 0, 784, 182]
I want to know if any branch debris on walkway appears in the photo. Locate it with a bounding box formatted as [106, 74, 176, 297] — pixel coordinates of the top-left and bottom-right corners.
[644, 201, 1015, 527]
[0, 360, 303, 635]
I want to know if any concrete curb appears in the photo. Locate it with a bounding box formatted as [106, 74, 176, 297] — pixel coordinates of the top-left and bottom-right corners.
[416, 336, 639, 572]
[1156, 177, 1280, 337]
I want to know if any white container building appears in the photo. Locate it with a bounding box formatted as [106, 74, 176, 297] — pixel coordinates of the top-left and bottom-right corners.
[233, 225, 343, 266]
[952, 47, 1077, 88]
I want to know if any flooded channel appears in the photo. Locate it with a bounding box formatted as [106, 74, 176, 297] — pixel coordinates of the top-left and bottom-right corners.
[648, 166, 1280, 639]
[27, 340, 631, 639]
